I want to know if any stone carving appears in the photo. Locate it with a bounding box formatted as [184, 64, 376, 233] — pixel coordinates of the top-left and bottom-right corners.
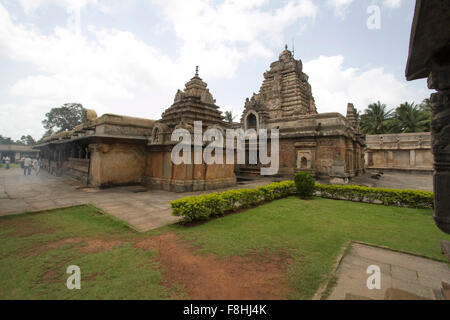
[297, 151, 312, 169]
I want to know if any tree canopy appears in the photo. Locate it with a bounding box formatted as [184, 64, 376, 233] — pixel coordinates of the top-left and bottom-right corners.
[393, 102, 430, 133]
[224, 111, 237, 124]
[359, 99, 431, 135]
[360, 101, 394, 134]
[42, 103, 86, 133]
[0, 134, 36, 145]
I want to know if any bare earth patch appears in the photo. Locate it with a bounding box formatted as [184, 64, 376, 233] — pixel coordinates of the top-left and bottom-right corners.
[0, 219, 54, 237]
[41, 269, 61, 283]
[135, 233, 294, 300]
[27, 238, 124, 257]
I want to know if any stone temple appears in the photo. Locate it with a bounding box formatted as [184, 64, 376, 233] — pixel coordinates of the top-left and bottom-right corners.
[34, 47, 365, 190]
[237, 46, 365, 182]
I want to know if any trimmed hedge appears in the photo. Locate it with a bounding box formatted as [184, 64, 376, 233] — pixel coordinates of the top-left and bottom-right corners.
[171, 181, 295, 223]
[170, 181, 434, 223]
[315, 184, 434, 209]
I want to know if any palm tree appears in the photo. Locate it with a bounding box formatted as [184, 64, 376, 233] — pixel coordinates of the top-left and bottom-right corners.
[224, 111, 237, 124]
[419, 98, 432, 132]
[393, 102, 430, 133]
[360, 101, 394, 134]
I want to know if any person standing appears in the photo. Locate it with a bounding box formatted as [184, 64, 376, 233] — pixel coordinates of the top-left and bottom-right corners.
[24, 157, 32, 175]
[5, 156, 10, 170]
[33, 158, 41, 176]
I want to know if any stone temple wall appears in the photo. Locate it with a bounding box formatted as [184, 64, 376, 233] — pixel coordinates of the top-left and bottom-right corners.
[365, 132, 433, 173]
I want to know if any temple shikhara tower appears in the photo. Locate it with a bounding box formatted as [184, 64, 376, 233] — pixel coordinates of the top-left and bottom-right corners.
[238, 46, 365, 181]
[242, 45, 317, 126]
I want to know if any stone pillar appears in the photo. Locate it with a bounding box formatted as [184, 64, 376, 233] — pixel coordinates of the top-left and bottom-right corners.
[387, 151, 394, 168]
[428, 61, 450, 233]
[410, 150, 416, 168]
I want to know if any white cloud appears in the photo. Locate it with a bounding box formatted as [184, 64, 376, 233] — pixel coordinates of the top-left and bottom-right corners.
[304, 55, 430, 114]
[18, 0, 98, 14]
[383, 0, 402, 9]
[0, 1, 318, 140]
[152, 0, 318, 78]
[327, 0, 354, 18]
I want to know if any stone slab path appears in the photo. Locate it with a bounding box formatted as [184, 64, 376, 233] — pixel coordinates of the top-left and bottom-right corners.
[328, 243, 450, 300]
[0, 168, 272, 232]
[344, 172, 433, 191]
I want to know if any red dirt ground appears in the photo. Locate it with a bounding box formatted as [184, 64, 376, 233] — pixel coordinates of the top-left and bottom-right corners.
[135, 233, 294, 300]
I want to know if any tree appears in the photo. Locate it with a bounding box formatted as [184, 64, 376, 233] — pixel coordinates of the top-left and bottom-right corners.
[20, 135, 36, 146]
[360, 101, 394, 134]
[224, 111, 237, 124]
[419, 98, 432, 132]
[0, 135, 15, 144]
[37, 129, 54, 143]
[42, 103, 86, 133]
[393, 102, 430, 133]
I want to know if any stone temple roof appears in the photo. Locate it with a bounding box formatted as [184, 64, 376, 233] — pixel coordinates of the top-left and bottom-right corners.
[159, 66, 225, 129]
[406, 0, 450, 80]
[242, 46, 317, 122]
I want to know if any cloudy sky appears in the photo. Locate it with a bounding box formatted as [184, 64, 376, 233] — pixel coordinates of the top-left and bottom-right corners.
[0, 0, 431, 140]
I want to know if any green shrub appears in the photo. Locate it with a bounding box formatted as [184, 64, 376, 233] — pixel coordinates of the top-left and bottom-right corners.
[315, 184, 434, 209]
[171, 181, 296, 223]
[171, 179, 433, 223]
[294, 171, 315, 199]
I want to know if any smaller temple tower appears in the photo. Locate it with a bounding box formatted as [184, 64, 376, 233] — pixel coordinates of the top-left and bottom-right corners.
[346, 103, 360, 135]
[146, 67, 236, 192]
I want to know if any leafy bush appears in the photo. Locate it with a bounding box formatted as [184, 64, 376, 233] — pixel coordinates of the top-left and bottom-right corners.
[315, 184, 433, 209]
[171, 181, 296, 223]
[294, 171, 315, 199]
[171, 180, 433, 223]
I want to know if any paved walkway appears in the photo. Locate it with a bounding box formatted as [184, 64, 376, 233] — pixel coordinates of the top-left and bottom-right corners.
[0, 168, 271, 232]
[348, 172, 433, 191]
[328, 243, 450, 300]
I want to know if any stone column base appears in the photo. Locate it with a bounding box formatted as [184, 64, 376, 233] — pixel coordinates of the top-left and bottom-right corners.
[145, 177, 237, 193]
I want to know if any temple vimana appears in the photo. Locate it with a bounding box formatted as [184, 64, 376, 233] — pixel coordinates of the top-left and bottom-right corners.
[35, 47, 366, 191]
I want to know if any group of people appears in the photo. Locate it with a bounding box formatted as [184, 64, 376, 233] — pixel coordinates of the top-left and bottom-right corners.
[21, 157, 41, 176]
[1, 156, 41, 176]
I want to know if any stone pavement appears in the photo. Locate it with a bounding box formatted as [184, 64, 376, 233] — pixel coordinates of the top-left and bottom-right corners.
[347, 172, 433, 192]
[0, 168, 272, 232]
[328, 243, 450, 300]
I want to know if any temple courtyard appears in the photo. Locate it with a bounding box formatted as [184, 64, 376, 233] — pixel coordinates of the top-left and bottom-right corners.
[1, 168, 448, 300]
[0, 168, 274, 231]
[0, 194, 449, 300]
[0, 168, 433, 229]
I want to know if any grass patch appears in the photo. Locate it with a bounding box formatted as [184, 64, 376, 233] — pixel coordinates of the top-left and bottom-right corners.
[0, 198, 449, 299]
[167, 197, 450, 299]
[0, 163, 21, 169]
[0, 206, 174, 299]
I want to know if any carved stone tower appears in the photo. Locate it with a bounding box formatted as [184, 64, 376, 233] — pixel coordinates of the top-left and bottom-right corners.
[241, 46, 317, 131]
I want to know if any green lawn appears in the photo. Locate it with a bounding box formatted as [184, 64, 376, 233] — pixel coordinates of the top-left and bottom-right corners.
[0, 163, 21, 169]
[0, 198, 449, 299]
